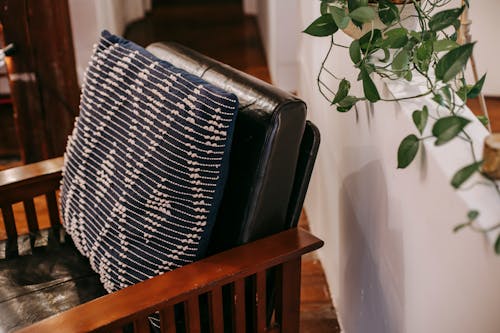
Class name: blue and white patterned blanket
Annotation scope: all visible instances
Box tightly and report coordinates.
[61,31,238,298]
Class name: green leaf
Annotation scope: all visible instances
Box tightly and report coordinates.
[429,6,465,32]
[435,43,475,83]
[378,0,399,25]
[338,95,358,107]
[467,74,486,99]
[477,115,489,127]
[303,14,339,37]
[360,67,380,102]
[432,116,470,146]
[349,6,376,23]
[432,86,452,108]
[336,95,359,112]
[380,28,408,49]
[348,0,368,12]
[439,86,452,106]
[453,18,461,31]
[320,1,329,15]
[433,39,459,53]
[364,63,376,74]
[412,105,428,135]
[392,49,410,73]
[409,31,422,42]
[330,6,350,29]
[378,47,390,62]
[416,42,432,61]
[359,29,382,53]
[415,41,432,72]
[457,84,468,102]
[432,93,444,107]
[403,70,412,81]
[468,210,479,220]
[349,40,361,64]
[332,79,351,104]
[397,134,420,169]
[451,160,482,188]
[421,30,437,42]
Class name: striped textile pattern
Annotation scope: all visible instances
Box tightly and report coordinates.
[60,31,238,301]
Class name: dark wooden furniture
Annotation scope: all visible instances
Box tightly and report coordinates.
[0,0,80,163]
[0,43,323,332]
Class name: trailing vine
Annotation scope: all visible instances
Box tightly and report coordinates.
[305,0,500,252]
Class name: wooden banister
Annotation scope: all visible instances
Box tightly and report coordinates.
[16,228,323,333]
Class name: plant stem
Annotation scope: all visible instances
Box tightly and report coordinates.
[380,90,433,102]
[317,36,336,102]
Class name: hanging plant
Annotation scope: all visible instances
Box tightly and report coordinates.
[305,0,500,252]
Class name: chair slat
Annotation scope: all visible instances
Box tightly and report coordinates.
[232,279,246,333]
[255,271,267,333]
[45,191,60,228]
[185,296,201,333]
[277,259,301,333]
[160,306,176,333]
[208,287,224,333]
[133,316,150,333]
[1,205,18,239]
[23,199,39,233]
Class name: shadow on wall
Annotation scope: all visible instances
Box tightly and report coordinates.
[339,158,405,333]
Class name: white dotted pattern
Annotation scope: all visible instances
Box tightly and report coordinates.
[60,32,238,299]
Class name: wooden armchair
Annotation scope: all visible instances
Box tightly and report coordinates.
[0,43,322,332]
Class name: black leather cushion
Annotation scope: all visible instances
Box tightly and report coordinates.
[0,238,106,331]
[147,42,307,254]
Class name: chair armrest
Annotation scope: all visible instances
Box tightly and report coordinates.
[17,228,323,333]
[0,157,63,206]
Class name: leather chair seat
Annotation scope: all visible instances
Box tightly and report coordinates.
[0,237,106,331]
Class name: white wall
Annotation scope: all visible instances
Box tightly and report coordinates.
[469,2,500,96]
[296,2,500,332]
[256,0,300,91]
